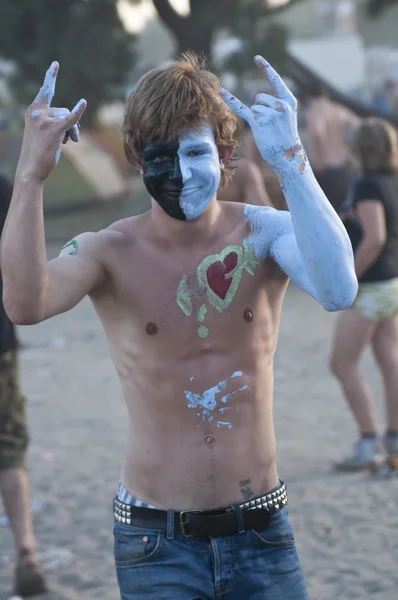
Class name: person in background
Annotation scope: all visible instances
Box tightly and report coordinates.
[304,83,360,214]
[218,118,272,206]
[330,118,398,476]
[0,173,47,597]
[217,155,272,206]
[242,122,286,210]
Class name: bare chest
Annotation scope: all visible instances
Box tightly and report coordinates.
[98,239,280,346]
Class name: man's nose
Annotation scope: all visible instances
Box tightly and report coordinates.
[168,156,183,183]
[177,156,192,184]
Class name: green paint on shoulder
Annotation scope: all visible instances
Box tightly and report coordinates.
[58,239,79,257]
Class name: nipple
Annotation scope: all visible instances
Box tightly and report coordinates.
[145,322,158,335]
[243,309,253,323]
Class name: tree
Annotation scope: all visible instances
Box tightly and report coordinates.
[127,0,308,61]
[0,0,137,127]
[128,0,398,125]
[219,0,290,94]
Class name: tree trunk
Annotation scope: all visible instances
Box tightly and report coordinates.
[175,20,214,59]
[152,0,218,61]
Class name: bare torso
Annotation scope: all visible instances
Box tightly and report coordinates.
[89,201,288,510]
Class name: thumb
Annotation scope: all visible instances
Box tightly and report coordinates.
[62,98,87,130]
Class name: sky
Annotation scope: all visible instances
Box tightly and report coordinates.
[118,0,289,33]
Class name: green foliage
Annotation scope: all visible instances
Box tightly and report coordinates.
[0,0,136,126]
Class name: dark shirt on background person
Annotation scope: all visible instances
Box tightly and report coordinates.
[344,172,398,283]
[0,175,17,355]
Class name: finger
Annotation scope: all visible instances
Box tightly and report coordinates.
[220,88,254,126]
[48,108,79,141]
[255,94,285,113]
[251,104,272,117]
[62,98,87,130]
[254,56,295,104]
[33,61,59,107]
[49,107,69,118]
[68,125,79,143]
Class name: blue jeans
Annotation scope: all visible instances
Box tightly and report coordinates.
[114,506,309,599]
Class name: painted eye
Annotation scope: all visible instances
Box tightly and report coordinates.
[152,155,169,163]
[188,150,205,157]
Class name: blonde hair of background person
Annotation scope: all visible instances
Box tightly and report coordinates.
[330,118,398,474]
[1,54,357,599]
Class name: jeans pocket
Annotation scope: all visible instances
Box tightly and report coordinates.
[248,507,296,548]
[114,522,164,567]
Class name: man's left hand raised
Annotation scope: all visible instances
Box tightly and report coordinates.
[220,56,302,172]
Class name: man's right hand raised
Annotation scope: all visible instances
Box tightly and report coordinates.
[17,61,87,182]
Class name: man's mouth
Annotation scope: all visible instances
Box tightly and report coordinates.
[162,185,182,198]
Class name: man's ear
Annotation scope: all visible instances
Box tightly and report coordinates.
[132,160,143,175]
[220,147,236,165]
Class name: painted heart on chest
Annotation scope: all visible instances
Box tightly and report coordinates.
[197,245,245,312]
[206,252,238,300]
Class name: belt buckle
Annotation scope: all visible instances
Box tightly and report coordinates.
[179,509,202,538]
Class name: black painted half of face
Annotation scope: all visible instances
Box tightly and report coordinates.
[140,139,186,220]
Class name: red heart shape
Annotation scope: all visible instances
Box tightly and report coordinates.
[206,252,238,299]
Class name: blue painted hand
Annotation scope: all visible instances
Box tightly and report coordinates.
[220,56,301,171]
[19,62,87,182]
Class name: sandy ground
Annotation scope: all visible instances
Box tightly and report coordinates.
[1,240,398,599]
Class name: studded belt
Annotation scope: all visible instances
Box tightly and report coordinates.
[114,480,287,538]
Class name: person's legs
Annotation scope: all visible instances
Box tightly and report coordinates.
[330,308,377,433]
[114,483,308,600]
[0,350,47,595]
[114,521,215,599]
[224,507,308,600]
[0,468,38,557]
[329,309,384,469]
[371,315,398,453]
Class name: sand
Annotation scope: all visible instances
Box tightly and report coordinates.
[1,241,397,599]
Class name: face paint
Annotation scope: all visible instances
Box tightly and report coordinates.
[178,126,221,219]
[176,243,259,337]
[141,124,221,221]
[58,238,79,257]
[141,139,186,220]
[184,371,250,427]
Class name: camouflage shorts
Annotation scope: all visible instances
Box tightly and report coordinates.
[0,350,28,470]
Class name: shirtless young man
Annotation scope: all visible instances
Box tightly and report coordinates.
[1,54,357,599]
[217,156,272,206]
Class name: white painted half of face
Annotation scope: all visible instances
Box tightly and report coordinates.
[178,124,221,220]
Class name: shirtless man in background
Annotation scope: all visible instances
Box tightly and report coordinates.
[1,54,357,599]
[217,155,272,205]
[304,84,360,213]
